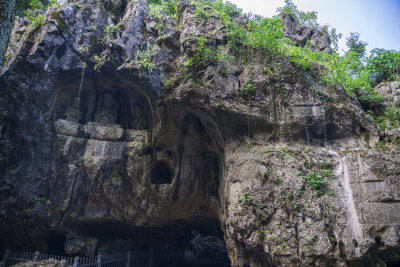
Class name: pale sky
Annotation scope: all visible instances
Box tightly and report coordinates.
[228,0,400,55]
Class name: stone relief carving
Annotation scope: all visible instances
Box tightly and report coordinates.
[95,93,119,124]
[64,97,80,123]
[131,105,147,130]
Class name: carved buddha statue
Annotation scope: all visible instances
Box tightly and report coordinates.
[95,93,119,124]
[132,105,147,129]
[64,97,80,123]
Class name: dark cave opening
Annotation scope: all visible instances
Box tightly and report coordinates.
[150,161,173,184]
[386,262,400,267]
[64,220,230,266]
[46,234,66,255]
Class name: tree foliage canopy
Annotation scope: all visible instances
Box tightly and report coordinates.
[15,0,57,16]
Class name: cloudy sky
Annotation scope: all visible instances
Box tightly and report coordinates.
[228,0,400,55]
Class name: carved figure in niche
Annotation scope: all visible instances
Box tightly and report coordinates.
[131,105,147,129]
[95,93,119,124]
[64,97,80,123]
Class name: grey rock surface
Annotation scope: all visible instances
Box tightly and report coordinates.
[187,231,229,262]
[280,13,331,53]
[11,259,67,267]
[0,0,399,266]
[375,81,400,107]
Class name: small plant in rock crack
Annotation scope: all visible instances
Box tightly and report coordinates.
[241,82,256,92]
[303,160,311,169]
[281,194,287,204]
[257,229,266,237]
[240,192,254,204]
[245,139,254,151]
[319,168,334,177]
[303,172,324,191]
[264,148,278,153]
[34,196,46,205]
[133,42,156,73]
[186,36,215,67]
[102,24,118,43]
[323,204,336,217]
[26,13,45,32]
[305,236,316,244]
[215,46,235,64]
[261,170,268,177]
[270,236,278,241]
[94,54,107,70]
[261,169,273,178]
[279,147,295,159]
[24,0,59,33]
[79,45,89,53]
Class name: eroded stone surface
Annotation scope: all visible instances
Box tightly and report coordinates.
[375,81,400,106]
[55,119,83,137]
[83,122,125,141]
[0,0,399,266]
[280,13,331,53]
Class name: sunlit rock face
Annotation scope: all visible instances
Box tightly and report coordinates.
[0,0,399,266]
[279,13,331,53]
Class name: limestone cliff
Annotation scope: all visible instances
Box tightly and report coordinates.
[0,0,399,266]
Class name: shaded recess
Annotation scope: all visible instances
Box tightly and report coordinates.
[46,234,66,255]
[53,74,152,130]
[150,161,172,184]
[64,219,230,265]
[65,220,222,244]
[50,72,229,264]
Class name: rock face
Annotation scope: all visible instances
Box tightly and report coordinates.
[187,231,229,263]
[279,13,331,53]
[0,0,399,266]
[373,81,400,113]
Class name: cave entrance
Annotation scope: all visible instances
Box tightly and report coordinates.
[150,161,172,184]
[180,225,231,267]
[46,234,66,255]
[65,220,230,266]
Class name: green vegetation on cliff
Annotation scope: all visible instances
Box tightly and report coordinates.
[15,0,58,16]
[148,0,400,130]
[20,0,400,130]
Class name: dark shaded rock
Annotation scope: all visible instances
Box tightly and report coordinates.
[0,0,399,266]
[187,231,229,262]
